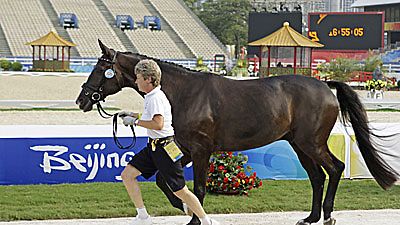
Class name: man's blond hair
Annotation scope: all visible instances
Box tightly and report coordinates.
[135,59,161,87]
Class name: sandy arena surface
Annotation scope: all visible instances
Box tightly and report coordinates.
[2,74,400,124]
[1,210,400,225]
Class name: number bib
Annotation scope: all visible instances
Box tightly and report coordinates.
[164,141,183,162]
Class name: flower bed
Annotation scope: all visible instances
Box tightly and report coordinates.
[206,152,262,196]
[365,79,387,91]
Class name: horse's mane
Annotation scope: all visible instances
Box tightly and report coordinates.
[120,51,222,78]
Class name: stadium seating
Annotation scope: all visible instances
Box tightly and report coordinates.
[104,0,185,59]
[125,29,186,59]
[103,0,151,26]
[0,0,226,59]
[49,0,126,57]
[0,0,54,56]
[382,49,400,63]
[149,0,226,59]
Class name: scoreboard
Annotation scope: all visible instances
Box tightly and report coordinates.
[308,12,384,50]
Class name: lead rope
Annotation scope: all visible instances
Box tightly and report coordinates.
[96,102,136,149]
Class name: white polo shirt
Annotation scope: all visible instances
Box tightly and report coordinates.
[141,86,174,139]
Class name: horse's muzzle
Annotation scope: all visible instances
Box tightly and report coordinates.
[76,98,93,112]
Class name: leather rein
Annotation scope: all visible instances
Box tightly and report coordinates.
[81,51,136,149]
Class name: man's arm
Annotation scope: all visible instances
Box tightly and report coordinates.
[137,114,164,130]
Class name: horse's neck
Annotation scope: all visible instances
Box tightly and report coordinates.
[160,69,187,102]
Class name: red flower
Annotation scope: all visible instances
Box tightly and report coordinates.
[209,163,215,173]
[223,177,229,183]
[233,182,240,188]
[218,165,225,171]
[238,172,246,179]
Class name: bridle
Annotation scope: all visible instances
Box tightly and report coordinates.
[82,51,136,149]
[81,51,120,105]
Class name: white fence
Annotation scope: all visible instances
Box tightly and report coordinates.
[1,57,221,72]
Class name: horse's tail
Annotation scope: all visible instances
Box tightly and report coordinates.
[327,81,399,190]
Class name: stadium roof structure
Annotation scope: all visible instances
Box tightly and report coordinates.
[248,22,323,48]
[26,30,76,47]
[352,0,400,7]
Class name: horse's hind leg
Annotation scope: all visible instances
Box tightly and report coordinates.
[291,143,326,225]
[321,149,345,225]
[294,142,344,225]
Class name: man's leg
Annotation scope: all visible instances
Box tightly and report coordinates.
[121,164,145,208]
[121,164,151,224]
[174,186,219,225]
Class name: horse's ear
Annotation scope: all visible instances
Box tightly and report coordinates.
[98,39,111,57]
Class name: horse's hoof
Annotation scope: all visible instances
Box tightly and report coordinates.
[185,222,201,225]
[295,219,311,225]
[323,218,336,225]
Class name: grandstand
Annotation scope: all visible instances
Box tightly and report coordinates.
[0,1,54,56]
[103,0,187,59]
[149,0,225,59]
[50,0,127,57]
[0,0,226,60]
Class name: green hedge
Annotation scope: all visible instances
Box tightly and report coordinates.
[0,59,12,70]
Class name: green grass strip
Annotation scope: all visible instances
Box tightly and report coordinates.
[0,180,399,221]
[366,108,400,112]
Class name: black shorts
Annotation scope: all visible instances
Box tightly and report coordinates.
[128,143,185,192]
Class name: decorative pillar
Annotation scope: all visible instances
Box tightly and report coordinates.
[62,47,65,70]
[259,47,262,78]
[293,47,297,75]
[39,46,42,60]
[310,48,313,76]
[267,46,271,77]
[32,46,35,61]
[43,46,47,70]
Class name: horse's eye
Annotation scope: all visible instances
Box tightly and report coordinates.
[84,91,89,96]
[99,87,103,91]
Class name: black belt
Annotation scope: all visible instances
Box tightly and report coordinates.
[149,136,174,146]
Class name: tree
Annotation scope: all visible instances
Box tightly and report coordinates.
[183,0,251,48]
[182,0,198,11]
[317,57,362,82]
[363,53,383,72]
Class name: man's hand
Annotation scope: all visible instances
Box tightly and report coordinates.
[118,111,134,118]
[122,116,138,126]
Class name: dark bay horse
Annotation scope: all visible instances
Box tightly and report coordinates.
[76,40,399,225]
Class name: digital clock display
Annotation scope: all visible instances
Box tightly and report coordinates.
[308,12,383,50]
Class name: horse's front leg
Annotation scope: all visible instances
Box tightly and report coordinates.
[156,154,192,212]
[186,145,212,225]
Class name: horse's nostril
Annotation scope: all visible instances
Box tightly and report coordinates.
[76,99,82,105]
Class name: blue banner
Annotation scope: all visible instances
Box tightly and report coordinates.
[0,125,310,185]
[0,137,193,185]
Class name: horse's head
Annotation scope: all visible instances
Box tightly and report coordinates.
[76,40,141,112]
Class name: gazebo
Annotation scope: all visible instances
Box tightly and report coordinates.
[26,30,76,72]
[248,22,323,77]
